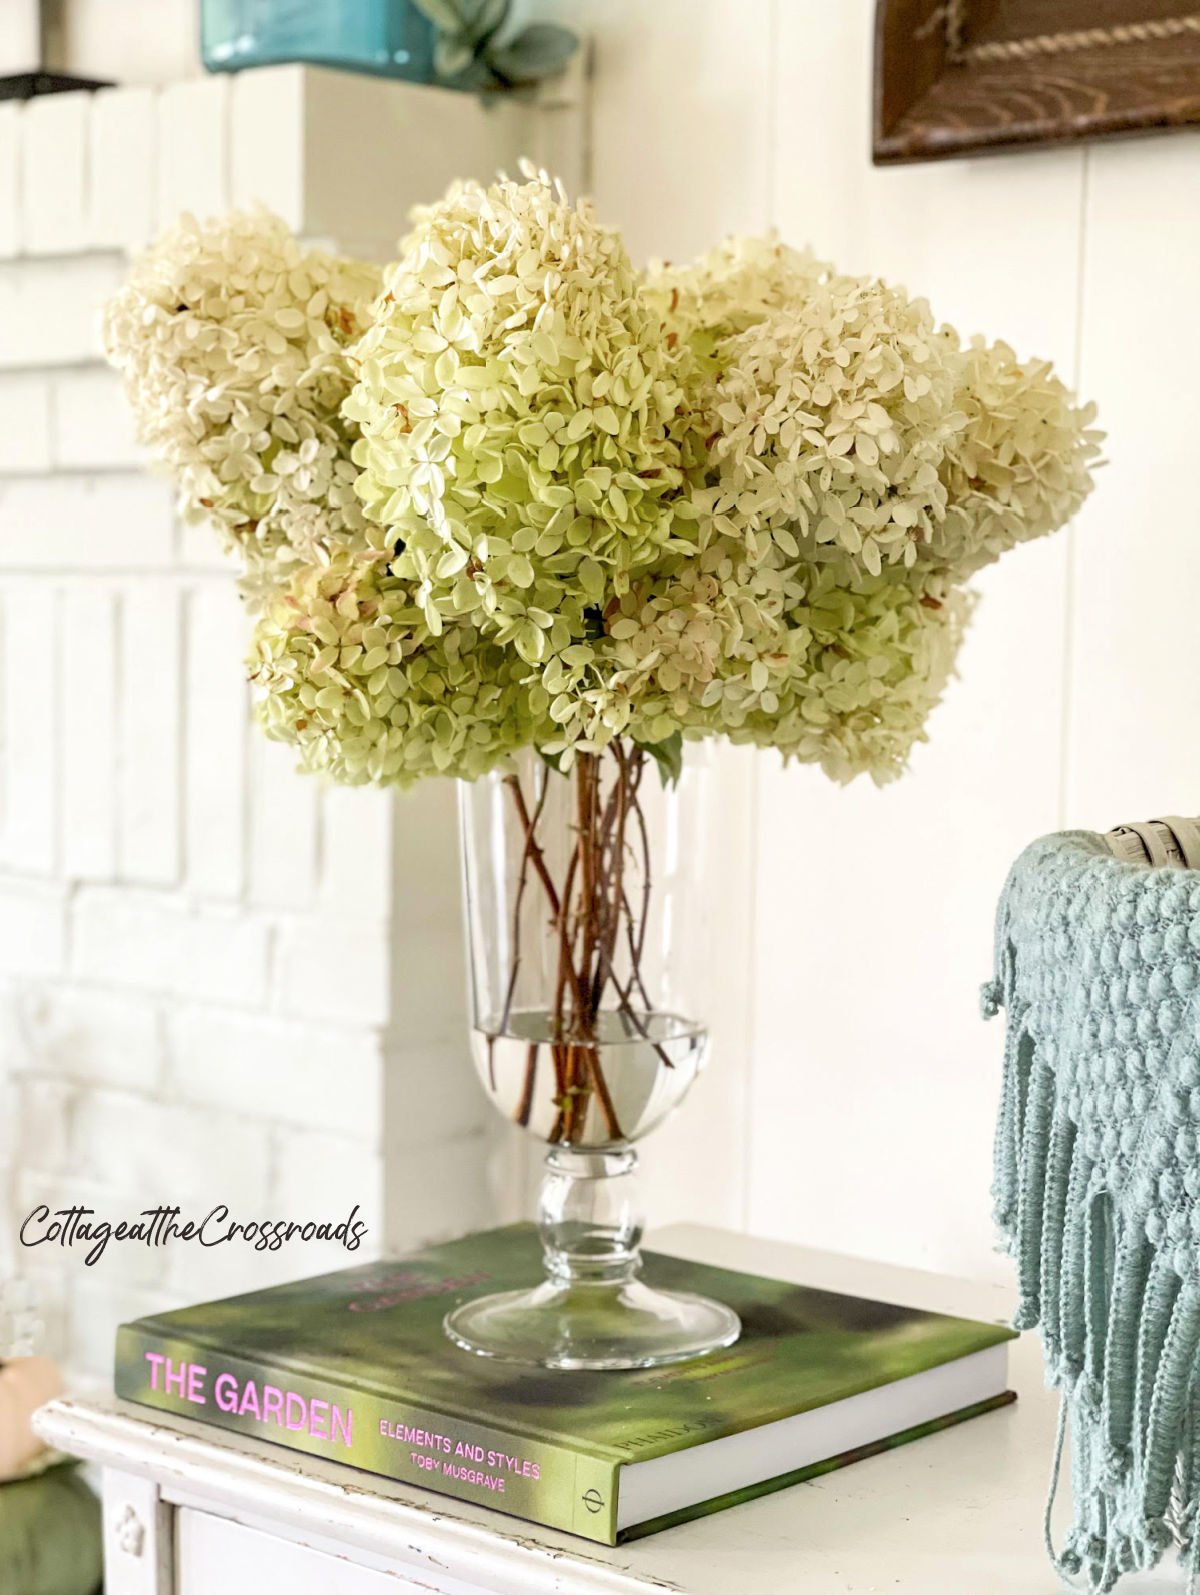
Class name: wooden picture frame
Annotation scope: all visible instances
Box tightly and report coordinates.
[874,0,1200,163]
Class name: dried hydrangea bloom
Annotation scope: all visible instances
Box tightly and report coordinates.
[250,552,538,785]
[931,338,1102,577]
[588,539,964,783]
[104,185,1100,792]
[344,168,691,668]
[724,567,972,784]
[571,536,800,751]
[529,556,731,753]
[103,209,381,603]
[697,274,961,578]
[647,234,828,356]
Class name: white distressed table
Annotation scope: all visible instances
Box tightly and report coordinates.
[34,1226,1190,1594]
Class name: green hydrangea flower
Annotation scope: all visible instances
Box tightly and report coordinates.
[344,169,692,670]
[720,567,972,784]
[250,552,538,785]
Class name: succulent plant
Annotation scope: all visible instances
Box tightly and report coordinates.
[411,0,578,92]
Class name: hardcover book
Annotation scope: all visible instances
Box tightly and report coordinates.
[114,1225,1016,1545]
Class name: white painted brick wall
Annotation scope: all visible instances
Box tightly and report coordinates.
[118,581,182,885]
[0,372,52,471]
[273,915,392,1027]
[0,474,175,568]
[10,984,164,1093]
[61,0,199,91]
[156,78,230,228]
[61,584,118,880]
[165,1007,382,1138]
[88,88,157,252]
[72,888,271,1007]
[53,368,143,469]
[0,255,124,367]
[248,737,318,912]
[0,68,547,1381]
[0,104,22,259]
[318,784,394,921]
[0,583,60,875]
[22,93,90,256]
[0,880,67,977]
[71,1090,273,1209]
[183,581,248,899]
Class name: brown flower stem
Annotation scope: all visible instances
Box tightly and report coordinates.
[554,842,586,1023]
[497,767,551,1043]
[590,742,630,1012]
[504,771,562,918]
[498,769,551,1110]
[515,1041,539,1128]
[629,773,654,987]
[553,834,588,1145]
[563,1045,584,1144]
[575,753,599,997]
[584,1039,623,1141]
[496,744,664,1147]
[548,1040,567,1143]
[596,932,675,1071]
[621,886,656,1016]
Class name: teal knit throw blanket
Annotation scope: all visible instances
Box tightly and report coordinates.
[985,832,1200,1592]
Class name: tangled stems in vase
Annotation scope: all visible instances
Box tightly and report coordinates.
[492,742,674,1148]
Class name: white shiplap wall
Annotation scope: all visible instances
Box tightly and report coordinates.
[566,0,1200,1285]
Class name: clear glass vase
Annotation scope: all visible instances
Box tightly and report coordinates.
[446,741,740,1370]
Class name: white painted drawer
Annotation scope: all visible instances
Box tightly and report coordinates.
[176,1508,434,1595]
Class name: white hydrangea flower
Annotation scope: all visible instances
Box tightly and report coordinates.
[725,569,973,784]
[577,545,966,785]
[647,233,829,353]
[689,272,961,578]
[103,208,381,604]
[934,337,1102,576]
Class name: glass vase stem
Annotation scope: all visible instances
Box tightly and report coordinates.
[540,1147,642,1286]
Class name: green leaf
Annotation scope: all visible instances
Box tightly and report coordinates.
[415,0,511,85]
[485,22,578,84]
[434,35,478,78]
[461,0,509,48]
[636,731,684,788]
[410,0,465,33]
[413,0,505,37]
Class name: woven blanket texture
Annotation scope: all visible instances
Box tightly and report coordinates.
[985,831,1200,1592]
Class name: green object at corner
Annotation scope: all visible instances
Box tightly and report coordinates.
[0,1463,103,1595]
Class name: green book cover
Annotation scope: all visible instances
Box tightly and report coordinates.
[114,1224,1016,1545]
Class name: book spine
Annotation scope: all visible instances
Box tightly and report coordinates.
[114,1326,620,1543]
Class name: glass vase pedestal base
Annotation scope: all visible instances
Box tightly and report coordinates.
[444,1276,740,1371]
[444,1147,740,1371]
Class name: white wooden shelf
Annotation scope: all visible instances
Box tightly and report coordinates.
[34,1226,1189,1593]
[0,62,584,264]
